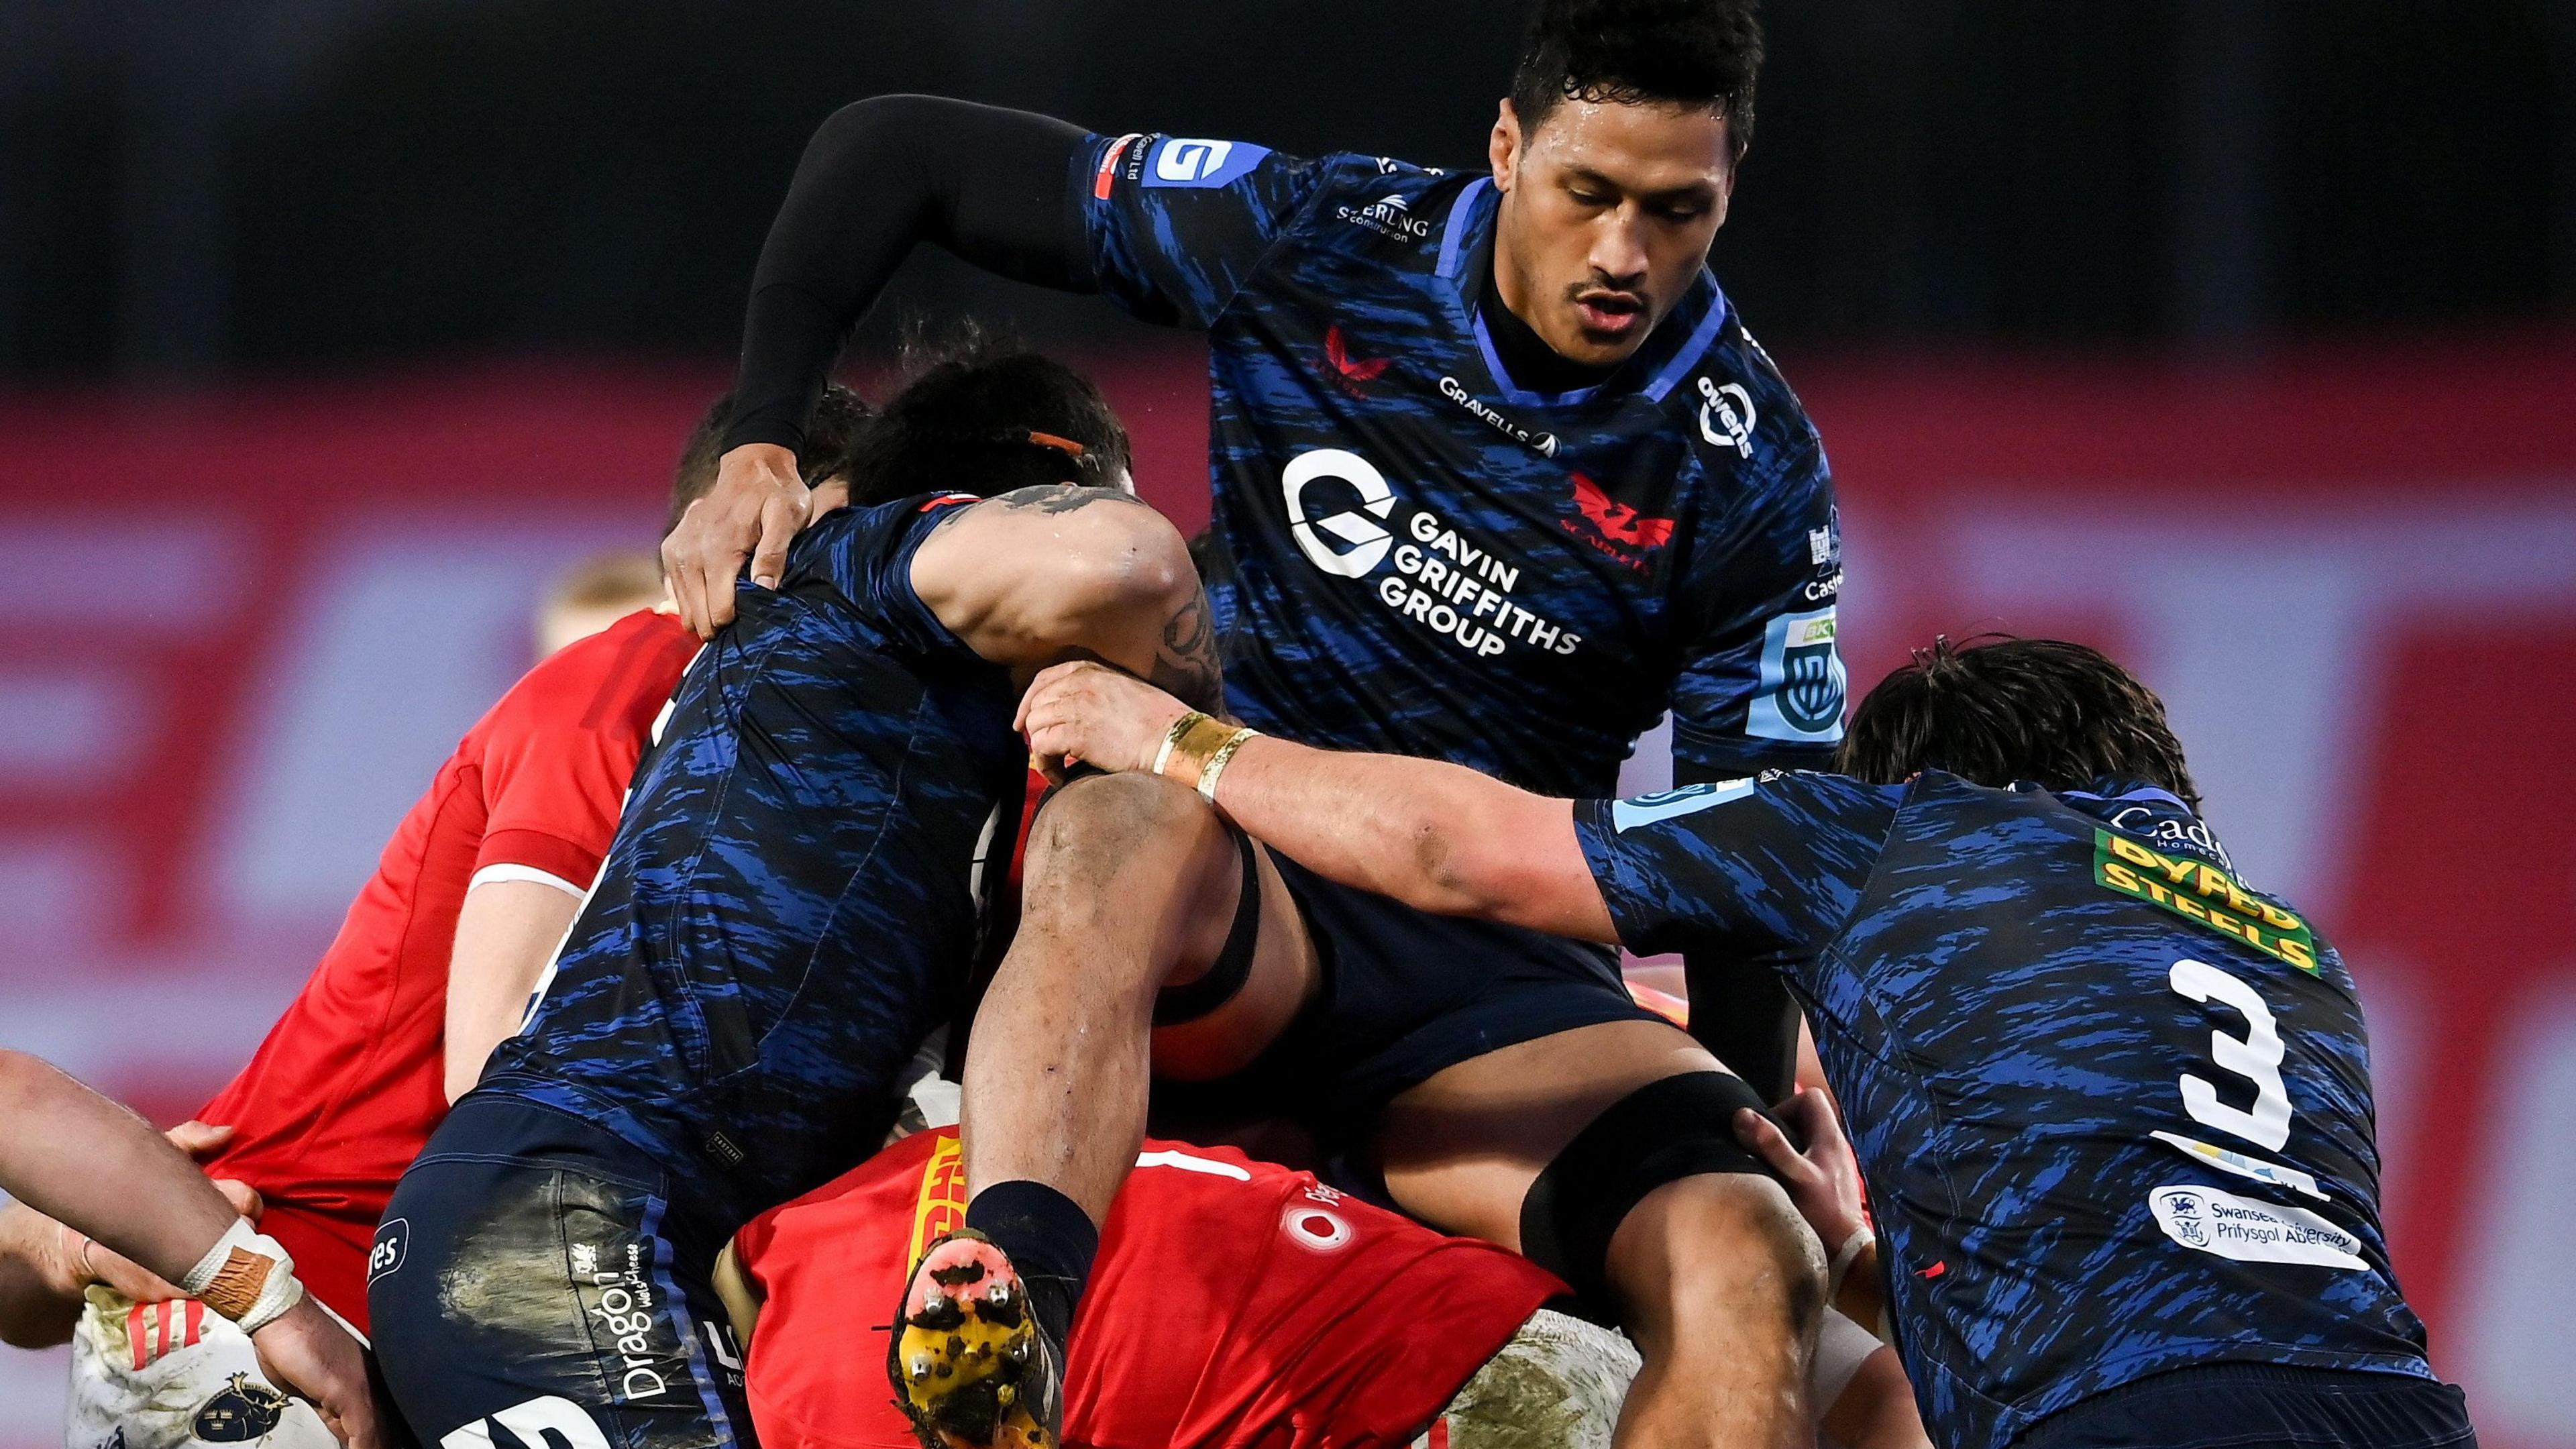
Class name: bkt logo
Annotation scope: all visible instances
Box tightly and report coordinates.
[1748,606,1846,744]
[1698,376,1757,458]
[1283,448,1397,578]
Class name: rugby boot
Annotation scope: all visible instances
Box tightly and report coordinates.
[891,1228,1065,1449]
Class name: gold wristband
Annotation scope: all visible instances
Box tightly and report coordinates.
[1155,712,1241,792]
[1150,711,1207,777]
[1195,728,1258,802]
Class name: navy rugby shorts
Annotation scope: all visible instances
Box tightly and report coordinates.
[1230,850,1665,1134]
[2020,1363,2475,1449]
[368,1095,753,1448]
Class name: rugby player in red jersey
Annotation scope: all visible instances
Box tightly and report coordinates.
[0,386,867,1447]
[185,385,866,1327]
[716,1110,1926,1449]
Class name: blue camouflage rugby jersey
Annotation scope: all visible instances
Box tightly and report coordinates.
[1574,772,2434,1449]
[479,494,1024,1231]
[1079,133,1845,795]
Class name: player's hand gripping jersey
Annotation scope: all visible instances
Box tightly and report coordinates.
[1574,772,2438,1449]
[187,606,696,1329]
[735,1128,1562,1449]
[472,495,1026,1230]
[1081,133,1844,792]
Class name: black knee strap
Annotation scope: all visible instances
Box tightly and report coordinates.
[1151,828,1262,1028]
[1519,1071,1785,1306]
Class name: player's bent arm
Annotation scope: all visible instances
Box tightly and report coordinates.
[0,1050,245,1293]
[0,1052,386,1443]
[913,487,1222,711]
[669,97,1092,635]
[1223,741,1617,942]
[1018,662,1615,941]
[445,876,586,1103]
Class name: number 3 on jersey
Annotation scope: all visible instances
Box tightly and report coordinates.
[2169,957,2293,1152]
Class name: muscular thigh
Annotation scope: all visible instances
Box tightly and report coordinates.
[1376,1018,1723,1250]
[1148,839,1320,1081]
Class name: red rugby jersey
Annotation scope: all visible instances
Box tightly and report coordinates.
[734,1129,1562,1449]
[195,608,696,1329]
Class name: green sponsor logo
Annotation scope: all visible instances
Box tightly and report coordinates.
[2093,830,2322,973]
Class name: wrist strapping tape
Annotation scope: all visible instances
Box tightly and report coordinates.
[181,1218,305,1334]
[1827,1226,1874,1299]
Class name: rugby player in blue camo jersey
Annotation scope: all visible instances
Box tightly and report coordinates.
[667,2,1847,1442]
[1016,639,2479,1449]
[365,352,1224,1449]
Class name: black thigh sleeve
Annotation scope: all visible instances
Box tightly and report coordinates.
[724,94,1096,454]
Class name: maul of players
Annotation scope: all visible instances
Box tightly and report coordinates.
[1018,637,2480,1449]
[667,1,1848,1442]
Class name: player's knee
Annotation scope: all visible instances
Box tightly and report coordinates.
[1616,1171,1828,1334]
[1023,771,1226,905]
[1519,1071,1824,1326]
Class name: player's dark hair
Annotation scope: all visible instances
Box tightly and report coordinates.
[669,383,872,537]
[844,331,1135,510]
[1837,636,2203,812]
[1510,0,1763,157]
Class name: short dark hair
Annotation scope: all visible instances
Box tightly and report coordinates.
[843,335,1134,510]
[1510,0,1764,157]
[1837,636,2202,811]
[667,383,872,537]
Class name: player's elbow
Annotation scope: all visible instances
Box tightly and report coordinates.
[807,93,946,166]
[1410,819,1529,924]
[1026,502,1195,635]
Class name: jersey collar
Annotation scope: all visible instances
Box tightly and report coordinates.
[1434,176,1733,409]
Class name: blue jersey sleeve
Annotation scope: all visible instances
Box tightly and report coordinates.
[784,492,981,659]
[1666,438,1847,777]
[1077,131,1331,328]
[1574,771,1900,960]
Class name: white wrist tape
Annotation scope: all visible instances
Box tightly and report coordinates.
[1827,1226,1874,1299]
[180,1218,305,1333]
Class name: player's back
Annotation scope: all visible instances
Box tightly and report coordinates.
[192,606,697,1326]
[735,1128,1560,1449]
[479,498,1025,1231]
[1823,774,2433,1448]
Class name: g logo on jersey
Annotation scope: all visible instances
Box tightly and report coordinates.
[1748,606,1846,743]
[1142,137,1269,189]
[1283,448,1397,578]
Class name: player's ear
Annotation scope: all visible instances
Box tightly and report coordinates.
[1491,100,1521,189]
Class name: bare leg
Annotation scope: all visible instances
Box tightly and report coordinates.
[961,771,1318,1221]
[1379,1020,1826,1449]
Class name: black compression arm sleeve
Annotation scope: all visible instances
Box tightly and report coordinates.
[722,94,1096,455]
[1672,755,1801,1101]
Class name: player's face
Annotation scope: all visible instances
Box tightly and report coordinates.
[1489,98,1736,368]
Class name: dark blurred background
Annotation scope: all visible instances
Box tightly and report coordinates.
[4,0,2569,377]
[4,5,2576,1444]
